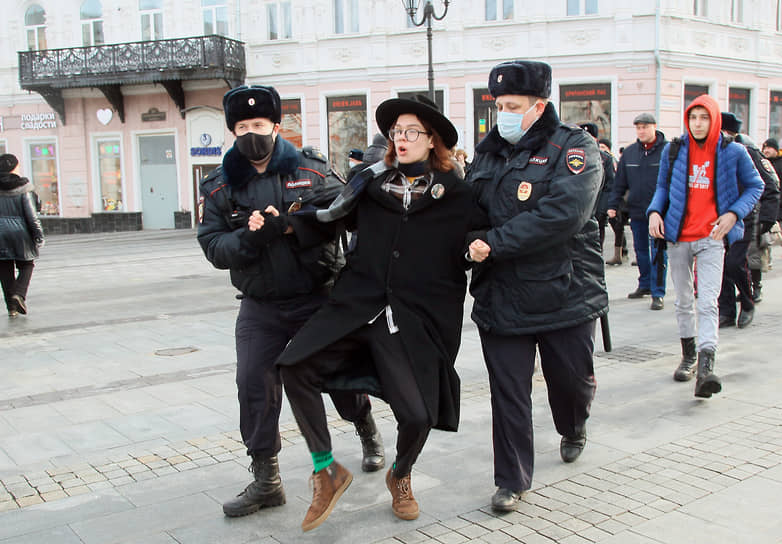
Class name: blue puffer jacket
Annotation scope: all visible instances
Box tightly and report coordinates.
[647,134,763,245]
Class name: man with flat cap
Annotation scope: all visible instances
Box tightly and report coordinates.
[197,84,383,518]
[465,60,608,511]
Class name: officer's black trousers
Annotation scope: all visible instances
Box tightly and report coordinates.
[281,318,430,478]
[235,295,371,458]
[718,228,754,319]
[479,320,597,492]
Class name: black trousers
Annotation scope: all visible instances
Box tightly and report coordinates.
[609,213,628,249]
[718,230,753,319]
[235,295,370,458]
[0,260,34,310]
[281,318,430,478]
[479,320,597,493]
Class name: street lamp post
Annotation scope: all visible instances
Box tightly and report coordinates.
[402,0,450,102]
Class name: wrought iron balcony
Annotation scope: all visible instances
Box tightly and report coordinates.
[18,35,246,124]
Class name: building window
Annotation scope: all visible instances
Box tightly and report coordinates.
[729,87,751,135]
[140,0,163,41]
[267,1,292,40]
[280,98,302,148]
[567,0,598,15]
[770,91,782,142]
[486,0,513,21]
[327,95,367,178]
[97,139,123,211]
[29,141,59,216]
[693,0,708,17]
[81,0,104,46]
[334,0,359,34]
[473,89,496,148]
[25,4,47,51]
[684,83,709,109]
[559,83,612,142]
[202,0,228,36]
[730,0,743,23]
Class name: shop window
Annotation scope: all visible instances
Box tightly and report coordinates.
[770,92,782,142]
[202,0,228,36]
[327,95,367,178]
[486,0,513,21]
[729,87,750,134]
[25,4,47,51]
[80,0,104,46]
[693,0,708,17]
[267,1,292,40]
[140,0,164,41]
[97,139,123,211]
[473,88,496,148]
[334,0,359,34]
[684,83,709,108]
[29,142,59,216]
[567,0,598,15]
[559,83,611,142]
[280,98,302,148]
[731,0,743,23]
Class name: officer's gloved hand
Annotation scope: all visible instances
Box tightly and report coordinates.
[241,215,289,246]
[760,221,775,234]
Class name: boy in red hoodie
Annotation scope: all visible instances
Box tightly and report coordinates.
[647,95,763,398]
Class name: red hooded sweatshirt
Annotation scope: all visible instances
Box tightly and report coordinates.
[680,94,722,242]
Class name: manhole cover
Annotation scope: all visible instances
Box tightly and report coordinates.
[155,346,199,356]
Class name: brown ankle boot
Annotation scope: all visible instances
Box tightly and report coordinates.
[301,461,352,532]
[386,468,419,520]
[606,246,622,266]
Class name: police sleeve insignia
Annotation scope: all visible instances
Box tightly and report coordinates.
[566,148,586,174]
[761,158,774,173]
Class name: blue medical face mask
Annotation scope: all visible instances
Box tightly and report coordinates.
[497,101,540,144]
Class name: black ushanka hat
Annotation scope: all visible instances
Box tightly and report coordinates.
[488,60,552,99]
[223,85,282,130]
[375,94,458,149]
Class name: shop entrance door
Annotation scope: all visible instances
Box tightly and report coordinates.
[192,163,220,222]
[139,135,178,229]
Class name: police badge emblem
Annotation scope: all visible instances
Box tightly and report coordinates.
[566,148,586,174]
[248,97,255,106]
[431,183,445,199]
[517,181,532,201]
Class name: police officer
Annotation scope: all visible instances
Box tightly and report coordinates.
[465,61,608,512]
[197,85,383,518]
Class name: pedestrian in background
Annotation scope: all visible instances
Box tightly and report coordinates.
[197,84,383,519]
[466,60,608,512]
[580,122,615,252]
[0,153,44,318]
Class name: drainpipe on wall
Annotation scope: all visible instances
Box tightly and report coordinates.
[654,0,661,123]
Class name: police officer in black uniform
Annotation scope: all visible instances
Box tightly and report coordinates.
[465,61,609,512]
[197,85,383,518]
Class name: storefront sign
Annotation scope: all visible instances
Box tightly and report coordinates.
[0,112,57,131]
[560,83,611,102]
[142,107,167,122]
[327,95,365,112]
[190,146,222,156]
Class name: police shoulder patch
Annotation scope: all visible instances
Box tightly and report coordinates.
[761,157,774,173]
[566,148,586,174]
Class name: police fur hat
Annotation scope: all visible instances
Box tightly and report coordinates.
[223,85,281,130]
[0,153,19,173]
[348,148,364,161]
[720,112,742,134]
[363,133,389,164]
[375,94,458,149]
[579,122,599,139]
[488,60,552,99]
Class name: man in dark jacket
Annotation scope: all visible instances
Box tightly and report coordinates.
[580,122,616,250]
[197,85,383,519]
[717,113,780,329]
[608,113,668,310]
[466,60,608,512]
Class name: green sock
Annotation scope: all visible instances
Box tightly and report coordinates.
[311,451,334,473]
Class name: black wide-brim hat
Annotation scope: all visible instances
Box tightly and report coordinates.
[376,95,458,149]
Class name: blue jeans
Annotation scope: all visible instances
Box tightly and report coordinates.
[630,217,667,298]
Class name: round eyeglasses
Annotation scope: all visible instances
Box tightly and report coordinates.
[388,128,431,142]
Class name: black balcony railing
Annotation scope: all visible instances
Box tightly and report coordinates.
[18,35,245,124]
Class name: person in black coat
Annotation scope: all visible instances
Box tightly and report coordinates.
[466,60,608,512]
[580,123,616,250]
[0,154,44,317]
[276,95,479,531]
[197,85,382,519]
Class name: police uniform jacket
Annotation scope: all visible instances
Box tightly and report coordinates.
[608,130,667,220]
[595,149,616,217]
[197,136,344,300]
[277,165,477,432]
[0,172,44,261]
[466,102,608,335]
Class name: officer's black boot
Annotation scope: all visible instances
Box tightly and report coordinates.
[694,350,722,399]
[355,412,385,472]
[222,454,285,517]
[673,337,697,382]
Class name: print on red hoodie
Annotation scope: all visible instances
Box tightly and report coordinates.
[680,94,721,242]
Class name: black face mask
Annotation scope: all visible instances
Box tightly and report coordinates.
[235,132,275,162]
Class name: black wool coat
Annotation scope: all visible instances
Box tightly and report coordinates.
[277,166,478,432]
[0,173,44,261]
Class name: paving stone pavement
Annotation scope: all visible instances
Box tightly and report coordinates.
[0,229,781,543]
